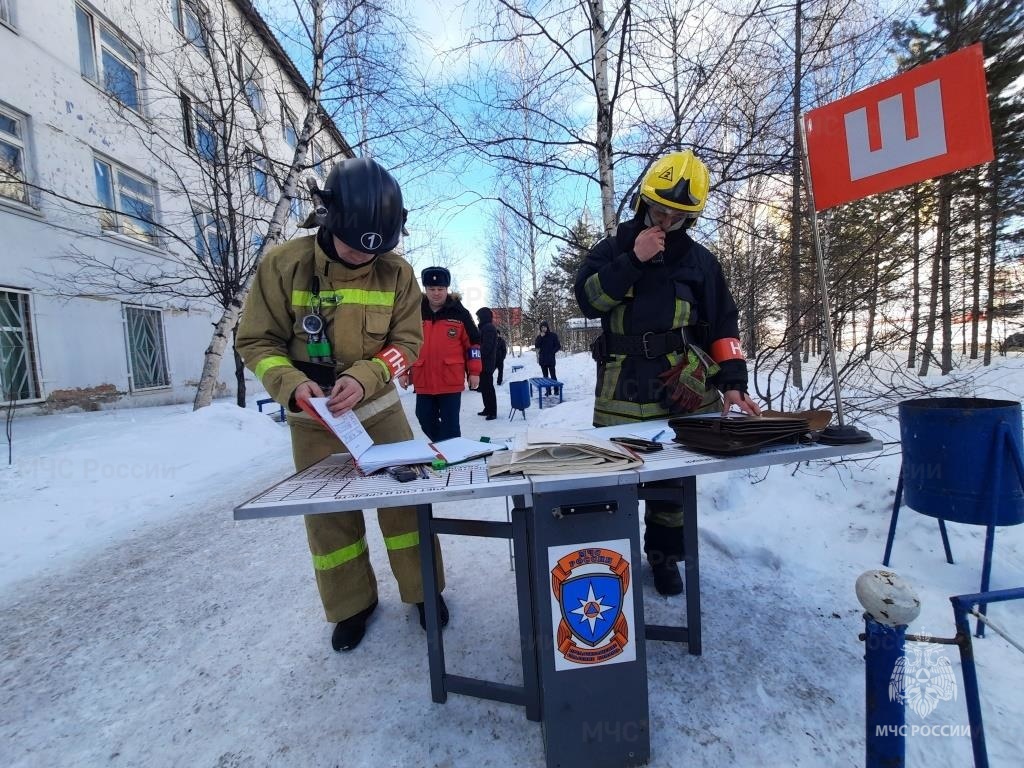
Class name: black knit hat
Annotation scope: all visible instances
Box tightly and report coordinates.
[421,266,451,287]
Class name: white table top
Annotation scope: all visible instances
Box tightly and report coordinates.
[234,420,882,520]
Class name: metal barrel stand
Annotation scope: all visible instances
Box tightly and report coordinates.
[883,398,1024,635]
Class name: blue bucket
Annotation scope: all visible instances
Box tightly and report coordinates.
[509,380,530,411]
[899,398,1024,526]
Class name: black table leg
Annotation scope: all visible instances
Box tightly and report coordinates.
[512,494,541,722]
[681,476,702,656]
[417,502,447,703]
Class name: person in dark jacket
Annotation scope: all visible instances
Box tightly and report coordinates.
[495,331,508,386]
[533,321,561,394]
[399,267,481,441]
[575,150,760,596]
[475,307,498,420]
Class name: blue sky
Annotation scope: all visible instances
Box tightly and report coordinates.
[253,0,521,310]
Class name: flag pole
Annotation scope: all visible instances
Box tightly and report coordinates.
[799,117,872,444]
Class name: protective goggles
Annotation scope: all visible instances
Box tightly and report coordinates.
[642,196,695,222]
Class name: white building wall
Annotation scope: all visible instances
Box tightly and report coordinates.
[0,0,347,411]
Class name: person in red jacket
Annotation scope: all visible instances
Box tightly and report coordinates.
[399,266,482,441]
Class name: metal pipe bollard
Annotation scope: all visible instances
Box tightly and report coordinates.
[856,570,922,768]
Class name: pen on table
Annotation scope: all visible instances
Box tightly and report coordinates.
[652,429,665,442]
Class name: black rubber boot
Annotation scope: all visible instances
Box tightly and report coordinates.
[416,594,450,630]
[331,599,378,652]
[644,522,685,596]
[649,557,684,596]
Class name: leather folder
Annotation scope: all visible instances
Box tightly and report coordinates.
[667,415,811,456]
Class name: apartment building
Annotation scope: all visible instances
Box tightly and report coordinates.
[0,0,350,410]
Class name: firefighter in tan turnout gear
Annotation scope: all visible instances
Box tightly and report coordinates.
[237,157,448,652]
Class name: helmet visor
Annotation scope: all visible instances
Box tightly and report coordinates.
[642,196,695,230]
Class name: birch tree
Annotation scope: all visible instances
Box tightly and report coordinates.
[437,0,632,242]
[193,0,330,408]
[896,0,1024,372]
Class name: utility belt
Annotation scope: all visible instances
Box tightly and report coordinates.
[602,328,693,359]
[591,326,722,414]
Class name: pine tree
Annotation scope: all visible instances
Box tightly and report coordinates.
[551,216,603,301]
[894,0,1024,368]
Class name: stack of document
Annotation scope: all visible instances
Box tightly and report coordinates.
[487,429,643,477]
[299,398,440,473]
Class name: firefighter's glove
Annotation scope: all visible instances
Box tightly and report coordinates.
[658,357,707,414]
[659,347,722,414]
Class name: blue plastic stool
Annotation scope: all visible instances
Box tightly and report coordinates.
[508,380,529,421]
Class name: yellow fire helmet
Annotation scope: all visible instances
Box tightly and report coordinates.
[635,150,710,218]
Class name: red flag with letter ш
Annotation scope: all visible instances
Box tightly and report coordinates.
[804,44,993,211]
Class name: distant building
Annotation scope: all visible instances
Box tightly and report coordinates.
[565,317,602,330]
[490,306,523,330]
[0,0,351,411]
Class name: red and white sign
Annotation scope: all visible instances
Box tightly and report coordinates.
[804,44,993,211]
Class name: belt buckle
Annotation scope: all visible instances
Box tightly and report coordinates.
[641,331,656,359]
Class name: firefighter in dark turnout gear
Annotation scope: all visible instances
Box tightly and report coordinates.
[237,158,448,651]
[575,150,761,595]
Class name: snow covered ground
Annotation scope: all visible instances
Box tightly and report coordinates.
[2,353,1022,767]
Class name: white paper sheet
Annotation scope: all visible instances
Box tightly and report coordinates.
[305,397,373,458]
[304,397,439,473]
[432,437,507,465]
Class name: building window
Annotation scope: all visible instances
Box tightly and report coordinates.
[282,107,297,148]
[0,288,40,403]
[93,156,159,245]
[123,305,170,390]
[290,193,303,222]
[250,152,271,200]
[76,4,142,111]
[171,0,208,56]
[311,140,327,178]
[1,0,15,29]
[180,92,217,161]
[237,50,265,114]
[0,106,29,205]
[193,208,226,264]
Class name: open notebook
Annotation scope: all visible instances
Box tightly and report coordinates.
[299,398,440,473]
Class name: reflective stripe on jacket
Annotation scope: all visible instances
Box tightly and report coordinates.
[236,233,423,419]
